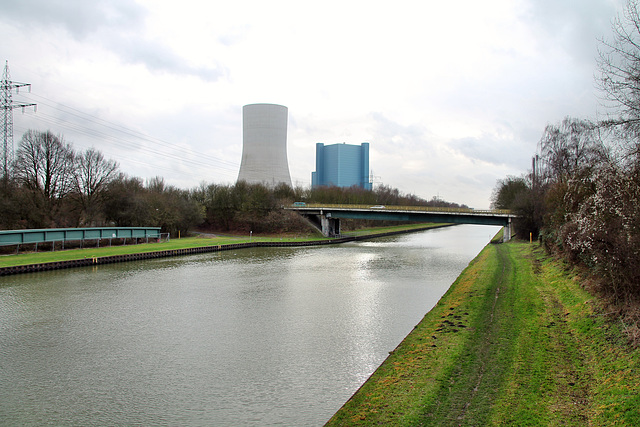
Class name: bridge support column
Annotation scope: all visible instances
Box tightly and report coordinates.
[320,214,340,237]
[503,218,512,242]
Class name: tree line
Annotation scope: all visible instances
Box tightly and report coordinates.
[491,0,640,341]
[0,131,466,236]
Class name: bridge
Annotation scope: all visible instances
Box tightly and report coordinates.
[0,227,162,251]
[286,204,515,241]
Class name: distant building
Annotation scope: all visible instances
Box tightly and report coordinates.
[312,142,372,190]
[237,103,292,187]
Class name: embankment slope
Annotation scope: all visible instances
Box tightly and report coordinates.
[326,242,640,426]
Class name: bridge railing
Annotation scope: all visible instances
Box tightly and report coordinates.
[290,203,512,215]
[0,227,162,247]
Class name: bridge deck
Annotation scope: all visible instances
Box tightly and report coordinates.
[290,203,510,214]
[287,204,514,240]
[287,204,513,226]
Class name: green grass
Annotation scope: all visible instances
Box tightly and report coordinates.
[0,236,320,267]
[0,223,449,268]
[326,241,640,426]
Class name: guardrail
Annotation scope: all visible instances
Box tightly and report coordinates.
[0,227,162,248]
[289,203,512,215]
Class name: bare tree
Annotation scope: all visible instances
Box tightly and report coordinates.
[597,0,640,160]
[538,117,607,183]
[75,147,119,225]
[14,130,75,226]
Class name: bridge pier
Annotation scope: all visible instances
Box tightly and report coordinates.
[503,218,512,242]
[300,212,341,237]
[320,214,340,237]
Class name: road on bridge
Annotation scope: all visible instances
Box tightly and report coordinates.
[286,204,515,241]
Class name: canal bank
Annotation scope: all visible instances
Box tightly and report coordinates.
[0,224,454,276]
[326,240,640,426]
[0,224,498,426]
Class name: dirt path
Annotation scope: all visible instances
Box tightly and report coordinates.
[414,244,516,425]
[326,242,640,426]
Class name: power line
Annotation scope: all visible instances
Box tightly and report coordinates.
[23,110,239,173]
[11,92,247,184]
[13,111,237,182]
[15,92,240,171]
[9,78,308,189]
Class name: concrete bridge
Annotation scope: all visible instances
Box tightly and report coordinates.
[287,204,515,242]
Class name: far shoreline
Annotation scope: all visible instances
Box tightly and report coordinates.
[0,223,455,276]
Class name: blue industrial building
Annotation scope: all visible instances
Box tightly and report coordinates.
[312,142,372,190]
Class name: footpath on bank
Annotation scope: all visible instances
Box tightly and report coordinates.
[326,240,640,426]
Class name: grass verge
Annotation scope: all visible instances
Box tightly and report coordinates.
[326,241,640,426]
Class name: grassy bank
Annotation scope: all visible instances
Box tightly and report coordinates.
[326,241,640,426]
[0,223,448,268]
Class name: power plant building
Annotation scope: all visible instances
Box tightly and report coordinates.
[237,103,292,187]
[312,142,372,190]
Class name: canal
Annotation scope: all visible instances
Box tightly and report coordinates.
[0,224,498,426]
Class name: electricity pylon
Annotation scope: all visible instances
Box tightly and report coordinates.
[1,60,36,180]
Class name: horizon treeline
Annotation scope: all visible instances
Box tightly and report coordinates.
[0,130,467,235]
[491,0,640,342]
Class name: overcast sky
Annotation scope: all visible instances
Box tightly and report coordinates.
[1,0,624,208]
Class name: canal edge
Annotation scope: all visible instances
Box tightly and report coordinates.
[0,224,456,276]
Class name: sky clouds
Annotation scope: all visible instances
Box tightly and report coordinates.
[2,0,624,208]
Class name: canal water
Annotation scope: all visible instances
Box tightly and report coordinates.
[0,224,498,426]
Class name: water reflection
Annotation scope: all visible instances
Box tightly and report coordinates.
[0,224,498,426]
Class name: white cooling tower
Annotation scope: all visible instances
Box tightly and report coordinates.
[237,103,292,187]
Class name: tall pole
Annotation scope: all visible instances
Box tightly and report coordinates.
[1,61,36,181]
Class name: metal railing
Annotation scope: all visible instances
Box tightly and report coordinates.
[290,203,512,215]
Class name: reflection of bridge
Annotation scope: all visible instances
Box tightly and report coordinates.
[286,204,515,241]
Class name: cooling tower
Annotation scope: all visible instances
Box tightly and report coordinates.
[237,103,292,187]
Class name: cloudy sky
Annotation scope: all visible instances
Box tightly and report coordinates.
[1,0,624,208]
